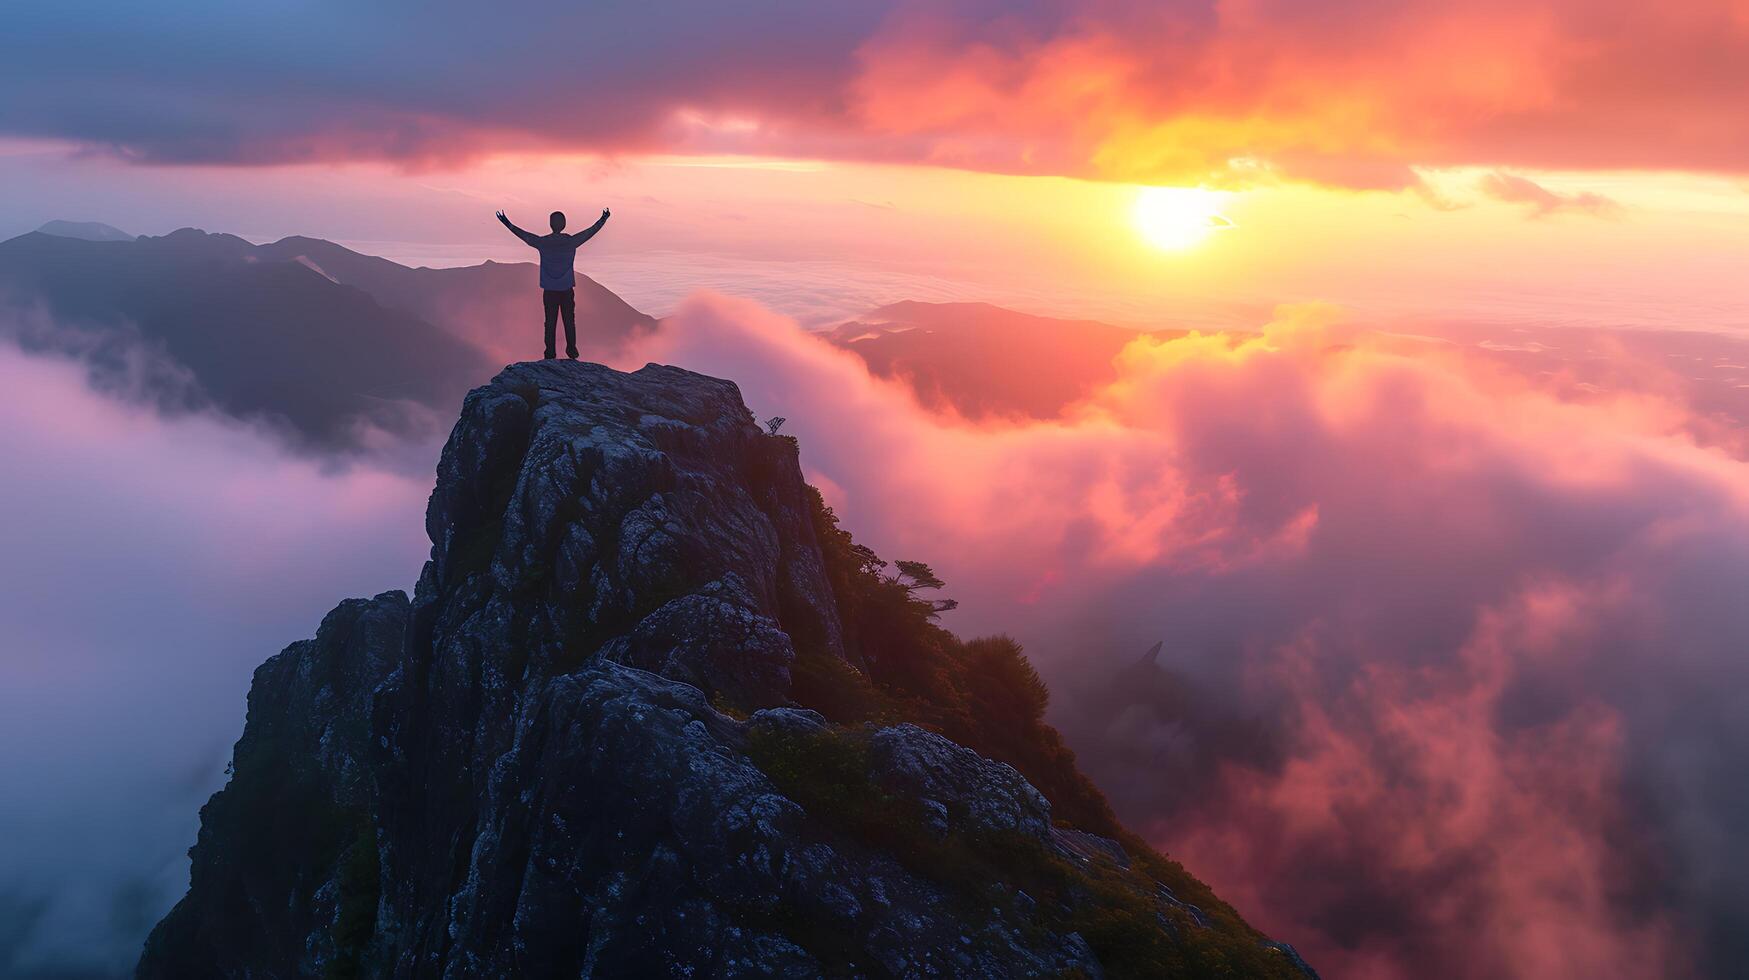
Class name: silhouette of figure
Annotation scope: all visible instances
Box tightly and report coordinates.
[497,207,611,359]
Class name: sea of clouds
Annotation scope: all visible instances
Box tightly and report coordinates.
[0,343,431,976]
[4,293,1747,978]
[625,295,1749,980]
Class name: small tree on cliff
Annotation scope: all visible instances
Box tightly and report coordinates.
[891,560,958,617]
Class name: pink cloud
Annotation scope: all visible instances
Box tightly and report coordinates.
[1478,171,1621,217]
[625,293,1749,978]
[1169,585,1688,979]
[0,343,430,973]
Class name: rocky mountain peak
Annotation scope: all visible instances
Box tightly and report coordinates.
[139,359,1316,978]
[418,359,848,708]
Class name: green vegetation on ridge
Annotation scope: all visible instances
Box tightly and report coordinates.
[770,480,1307,979]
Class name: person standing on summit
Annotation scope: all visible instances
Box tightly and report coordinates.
[496,207,611,359]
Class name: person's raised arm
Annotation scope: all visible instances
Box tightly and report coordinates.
[496,210,540,247]
[570,207,611,246]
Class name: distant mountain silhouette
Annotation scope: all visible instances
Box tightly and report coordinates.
[0,228,656,451]
[252,236,654,362]
[828,301,1180,419]
[35,219,135,242]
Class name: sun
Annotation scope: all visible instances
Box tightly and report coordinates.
[1132,187,1233,251]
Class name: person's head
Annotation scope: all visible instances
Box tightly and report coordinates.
[549,211,566,233]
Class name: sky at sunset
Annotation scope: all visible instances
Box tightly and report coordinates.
[5,0,1749,331]
[4,2,1749,978]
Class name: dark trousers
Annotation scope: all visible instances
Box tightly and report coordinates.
[543,288,577,358]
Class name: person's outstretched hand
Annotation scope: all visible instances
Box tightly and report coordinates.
[495,210,508,222]
[601,207,611,220]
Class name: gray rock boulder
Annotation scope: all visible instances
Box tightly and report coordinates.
[867,724,1053,840]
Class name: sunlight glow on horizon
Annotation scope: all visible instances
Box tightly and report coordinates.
[1131,187,1234,251]
[4,139,1747,333]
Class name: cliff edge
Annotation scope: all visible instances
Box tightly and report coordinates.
[139,359,1315,978]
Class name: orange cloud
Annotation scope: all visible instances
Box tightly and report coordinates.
[847,0,1749,186]
[8,2,1749,185]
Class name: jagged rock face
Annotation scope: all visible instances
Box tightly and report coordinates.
[138,593,410,976]
[140,360,1313,979]
[136,363,1089,977]
[417,359,847,704]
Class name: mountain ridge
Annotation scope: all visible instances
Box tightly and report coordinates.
[827,301,1180,421]
[138,358,1316,978]
[0,227,654,451]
